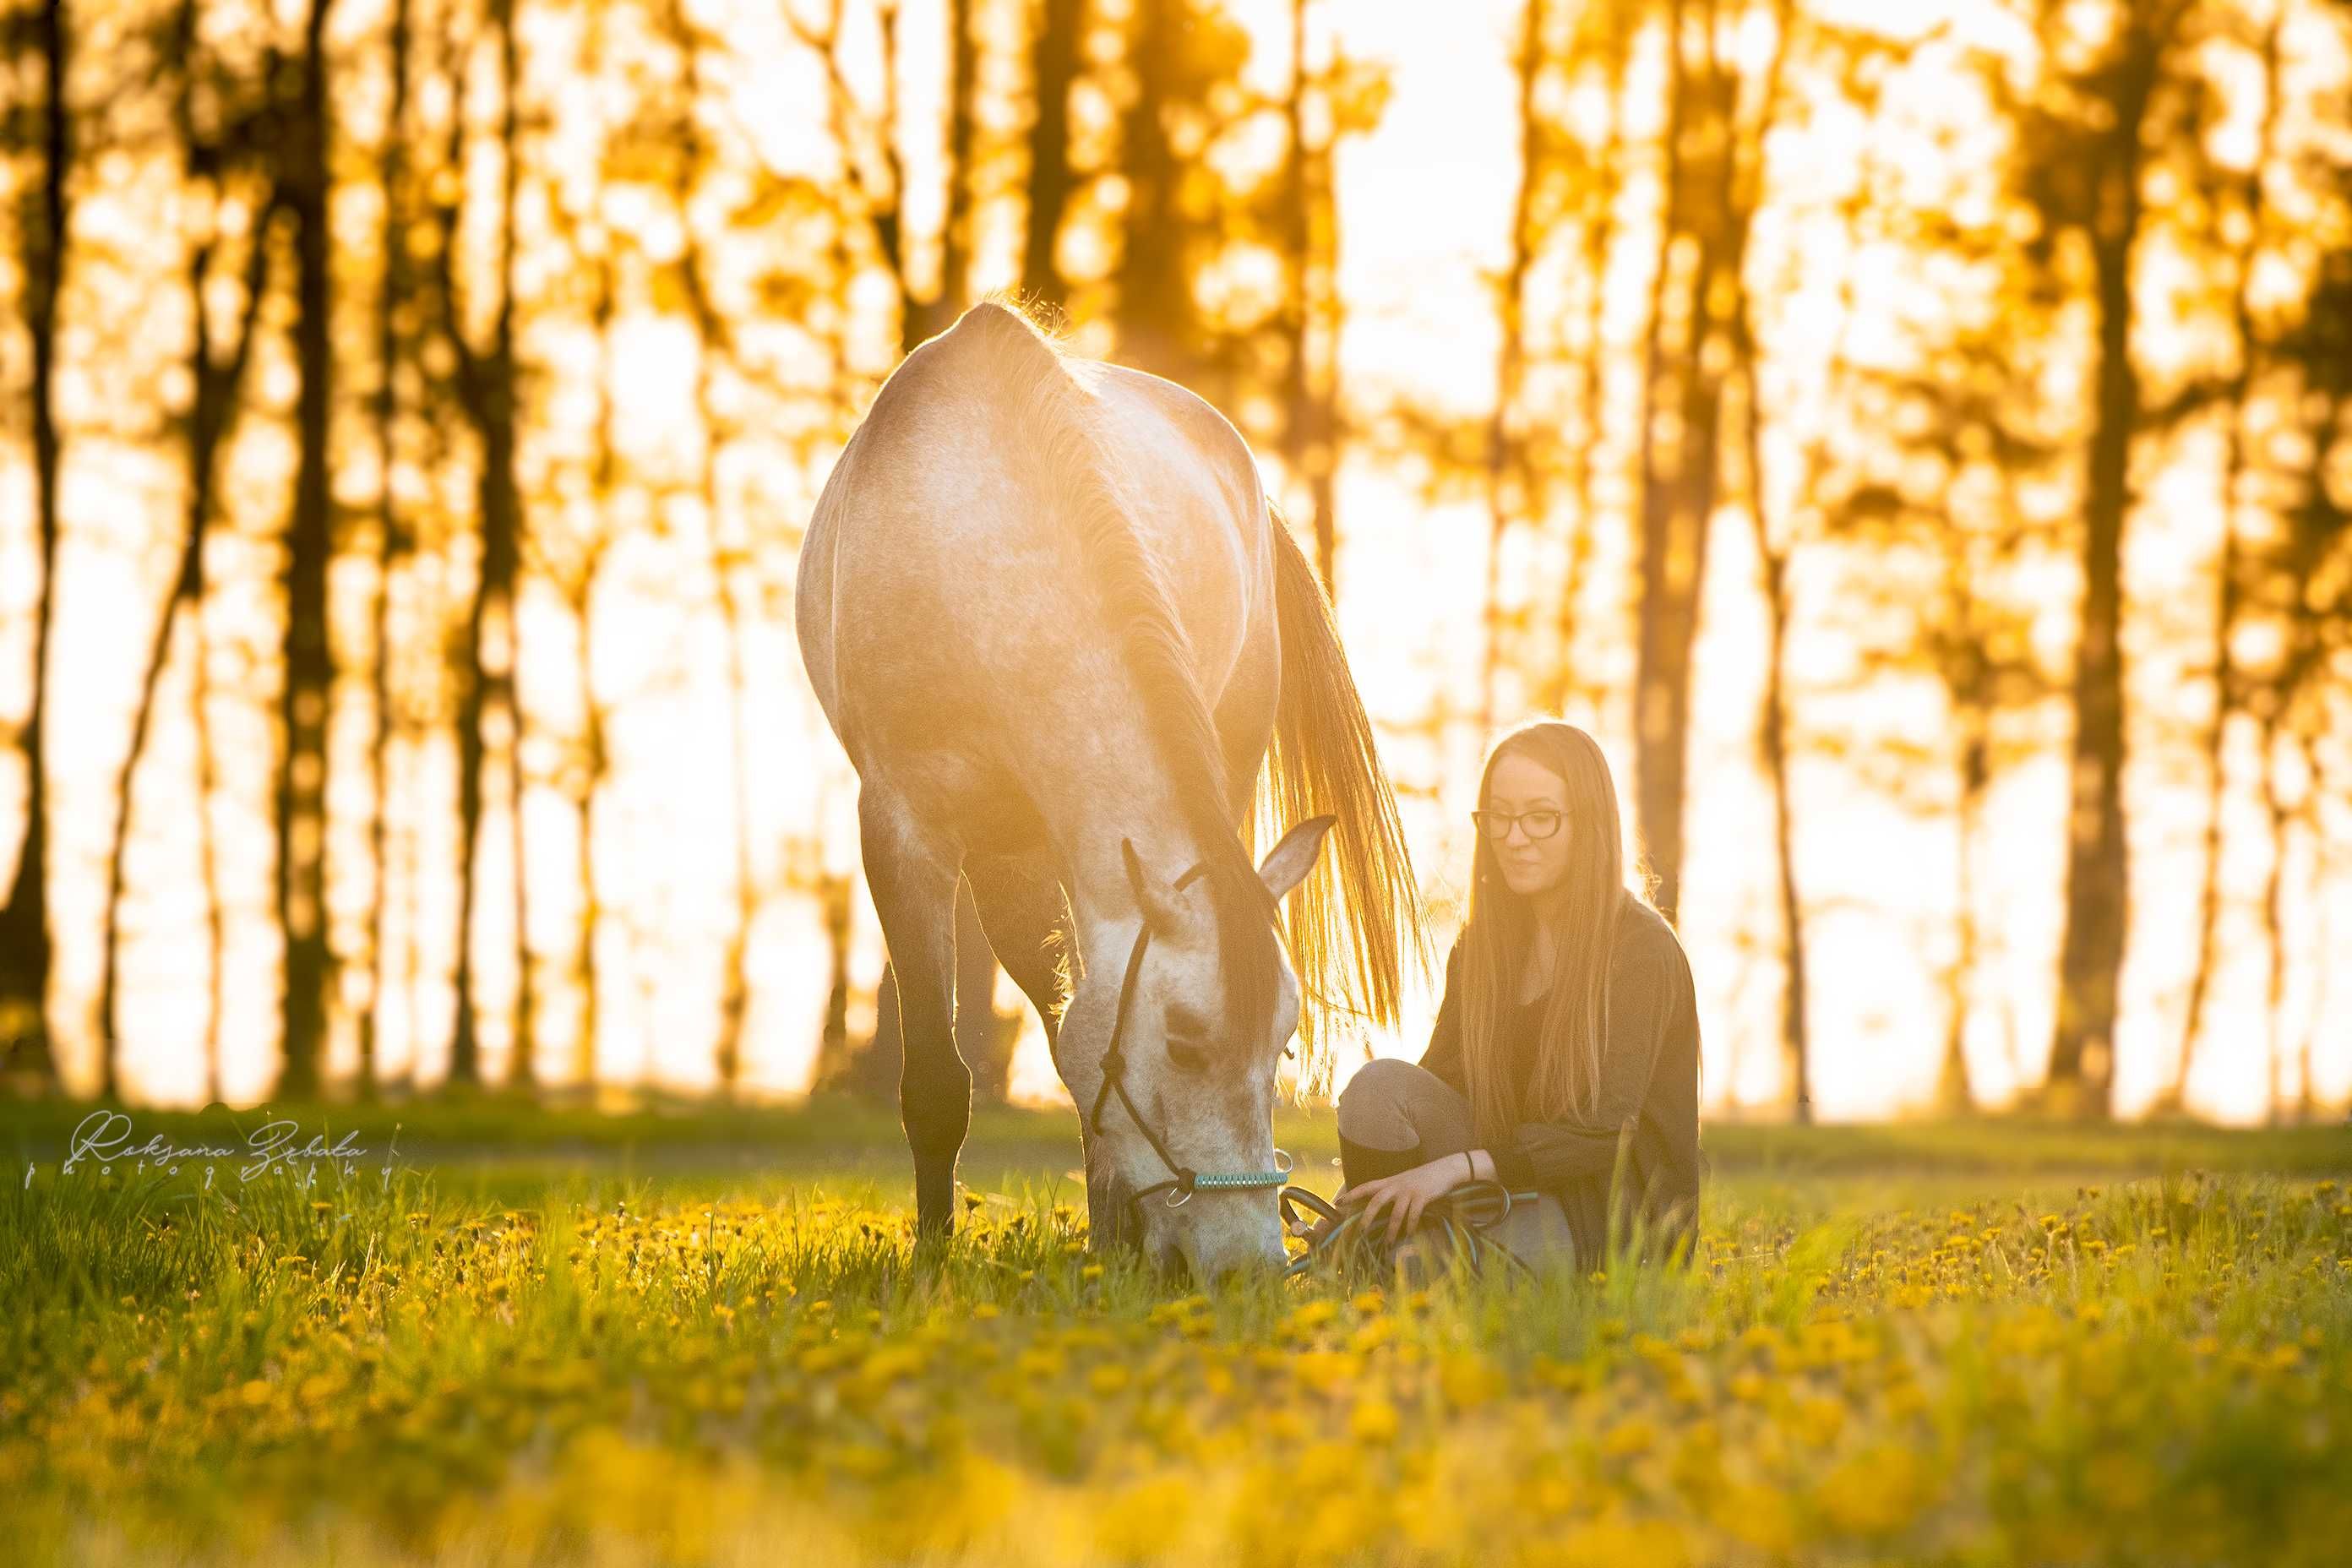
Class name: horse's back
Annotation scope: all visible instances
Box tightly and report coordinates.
[799,306,1271,802]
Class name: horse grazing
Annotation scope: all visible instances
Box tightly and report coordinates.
[795,300,1425,1280]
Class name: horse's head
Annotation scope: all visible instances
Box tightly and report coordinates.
[1067,815,1336,1283]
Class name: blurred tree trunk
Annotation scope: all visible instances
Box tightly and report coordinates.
[667,3,756,1096]
[0,0,70,1094]
[1543,8,1631,719]
[498,0,536,1092]
[2291,727,2324,1123]
[813,868,855,1088]
[1931,465,2034,1117]
[2251,244,2347,1119]
[1726,1,1850,1121]
[193,597,224,1102]
[1022,0,1083,313]
[1277,0,1341,597]
[939,0,977,324]
[872,0,920,354]
[1938,700,1989,1116]
[1631,0,1778,925]
[567,561,607,1094]
[276,0,339,1101]
[536,0,626,1099]
[101,7,278,1102]
[435,0,530,1090]
[2268,173,2351,1117]
[363,0,415,1102]
[2258,711,2289,1124]
[1478,0,1542,742]
[1732,313,1811,1122]
[566,239,617,1096]
[2045,12,2170,1119]
[1113,0,1190,383]
[1936,443,2034,1115]
[794,0,972,357]
[2170,16,2279,1114]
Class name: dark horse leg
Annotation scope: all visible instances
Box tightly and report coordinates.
[858,787,969,1237]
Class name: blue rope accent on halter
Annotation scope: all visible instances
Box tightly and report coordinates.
[1098,844,1297,1213]
[1190,1169,1291,1190]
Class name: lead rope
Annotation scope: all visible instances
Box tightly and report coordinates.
[1280,1179,1544,1280]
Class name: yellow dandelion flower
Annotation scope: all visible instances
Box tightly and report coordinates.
[1600,1416,1656,1457]
[1350,1396,1400,1444]
[1792,1394,1845,1446]
[1817,1445,1928,1536]
[1437,1353,1502,1410]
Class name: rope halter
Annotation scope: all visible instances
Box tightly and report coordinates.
[1085,840,1294,1215]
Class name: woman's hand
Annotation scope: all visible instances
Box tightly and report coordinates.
[1337,1157,1468,1246]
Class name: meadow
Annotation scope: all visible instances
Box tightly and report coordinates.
[3,1099,2349,1567]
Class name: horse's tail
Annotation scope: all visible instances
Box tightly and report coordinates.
[1262,504,1430,1083]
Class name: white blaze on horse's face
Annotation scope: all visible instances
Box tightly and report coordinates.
[1090,817,1333,1282]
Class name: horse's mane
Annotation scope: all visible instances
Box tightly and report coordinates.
[950,298,1285,1037]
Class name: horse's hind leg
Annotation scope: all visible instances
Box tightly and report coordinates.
[858,788,970,1237]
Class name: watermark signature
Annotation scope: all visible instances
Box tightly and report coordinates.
[25,1109,407,1194]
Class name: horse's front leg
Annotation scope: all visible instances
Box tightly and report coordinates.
[858,788,971,1238]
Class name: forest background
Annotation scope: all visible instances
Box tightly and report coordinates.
[3,0,2349,1129]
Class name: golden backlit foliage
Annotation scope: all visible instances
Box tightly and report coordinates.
[0,0,2348,1122]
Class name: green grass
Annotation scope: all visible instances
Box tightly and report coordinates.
[7,1091,2346,1181]
[2,1098,2348,1565]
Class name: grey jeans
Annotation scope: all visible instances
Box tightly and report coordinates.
[1333,1059,1581,1271]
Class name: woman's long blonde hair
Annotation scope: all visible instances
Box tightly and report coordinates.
[1458,720,1654,1145]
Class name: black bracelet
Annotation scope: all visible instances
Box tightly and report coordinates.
[1461,1151,1475,1183]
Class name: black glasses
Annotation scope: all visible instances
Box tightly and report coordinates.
[1472,808,1565,842]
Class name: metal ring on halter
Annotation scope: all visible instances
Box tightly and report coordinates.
[1164,1181,1194,1209]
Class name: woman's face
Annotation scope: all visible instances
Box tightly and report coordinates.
[1484,750,1574,899]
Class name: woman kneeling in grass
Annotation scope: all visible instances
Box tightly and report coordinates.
[1333,718,1703,1271]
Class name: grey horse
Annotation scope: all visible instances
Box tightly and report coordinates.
[794,300,1424,1280]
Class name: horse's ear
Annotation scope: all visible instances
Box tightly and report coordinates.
[1120,837,1162,928]
[1256,814,1336,905]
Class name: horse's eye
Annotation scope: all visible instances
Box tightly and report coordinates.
[1166,1037,1211,1074]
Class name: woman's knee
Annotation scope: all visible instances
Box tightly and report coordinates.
[1336,1058,1428,1143]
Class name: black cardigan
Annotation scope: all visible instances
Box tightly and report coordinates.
[1418,891,1703,1264]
